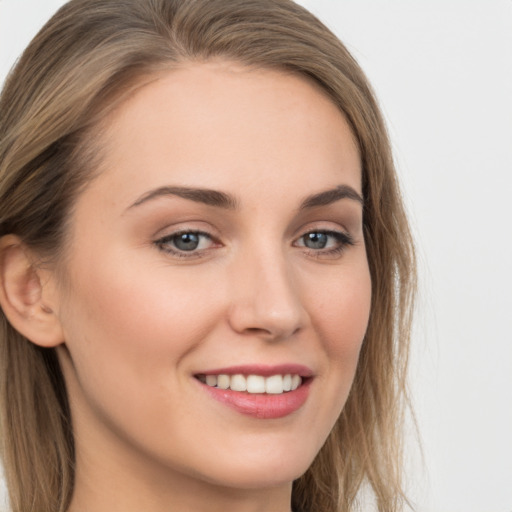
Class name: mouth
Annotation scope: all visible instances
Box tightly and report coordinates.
[196,373,303,395]
[194,365,313,419]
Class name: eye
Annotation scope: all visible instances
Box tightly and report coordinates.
[155,230,217,257]
[295,230,354,257]
[302,232,331,250]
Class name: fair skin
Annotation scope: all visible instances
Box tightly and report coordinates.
[1,62,371,512]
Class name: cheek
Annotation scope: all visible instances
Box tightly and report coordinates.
[313,265,372,356]
[307,260,372,417]
[58,251,224,384]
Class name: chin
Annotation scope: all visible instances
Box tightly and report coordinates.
[196,459,309,491]
[179,434,320,491]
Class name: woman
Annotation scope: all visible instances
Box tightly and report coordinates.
[0,1,416,511]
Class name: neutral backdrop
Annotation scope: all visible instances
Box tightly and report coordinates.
[1,1,511,511]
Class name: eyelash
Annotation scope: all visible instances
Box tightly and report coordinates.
[295,230,355,258]
[154,230,217,258]
[154,229,354,259]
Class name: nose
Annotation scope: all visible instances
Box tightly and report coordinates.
[227,249,308,341]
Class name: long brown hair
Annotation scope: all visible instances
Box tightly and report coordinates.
[0,1,416,511]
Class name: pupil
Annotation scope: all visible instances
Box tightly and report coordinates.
[175,233,200,251]
[305,232,327,249]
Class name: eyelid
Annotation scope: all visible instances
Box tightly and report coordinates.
[293,227,355,259]
[152,221,356,260]
[294,228,354,246]
[154,228,221,259]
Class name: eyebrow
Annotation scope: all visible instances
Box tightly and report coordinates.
[299,185,364,209]
[128,184,363,211]
[129,186,238,210]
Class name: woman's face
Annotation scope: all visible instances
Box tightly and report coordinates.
[54,62,371,497]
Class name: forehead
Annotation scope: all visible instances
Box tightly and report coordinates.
[87,61,362,207]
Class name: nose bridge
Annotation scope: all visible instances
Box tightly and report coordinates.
[228,241,307,339]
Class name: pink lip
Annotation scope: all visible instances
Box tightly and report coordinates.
[195,364,313,420]
[199,364,314,378]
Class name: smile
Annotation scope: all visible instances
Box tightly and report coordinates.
[197,373,302,394]
[195,366,313,419]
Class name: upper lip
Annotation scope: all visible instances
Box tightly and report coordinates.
[196,364,314,378]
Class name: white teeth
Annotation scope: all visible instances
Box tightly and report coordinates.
[230,374,247,392]
[246,375,266,393]
[201,373,303,394]
[217,374,230,389]
[265,374,283,394]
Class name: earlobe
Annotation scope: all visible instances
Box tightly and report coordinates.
[0,235,64,347]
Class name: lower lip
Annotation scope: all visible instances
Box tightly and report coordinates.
[199,379,311,419]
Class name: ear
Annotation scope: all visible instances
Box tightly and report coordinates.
[0,235,64,347]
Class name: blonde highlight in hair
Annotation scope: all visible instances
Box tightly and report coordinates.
[0,1,416,511]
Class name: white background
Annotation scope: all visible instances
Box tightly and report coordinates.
[1,1,511,511]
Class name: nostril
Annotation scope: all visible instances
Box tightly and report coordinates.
[240,323,302,337]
